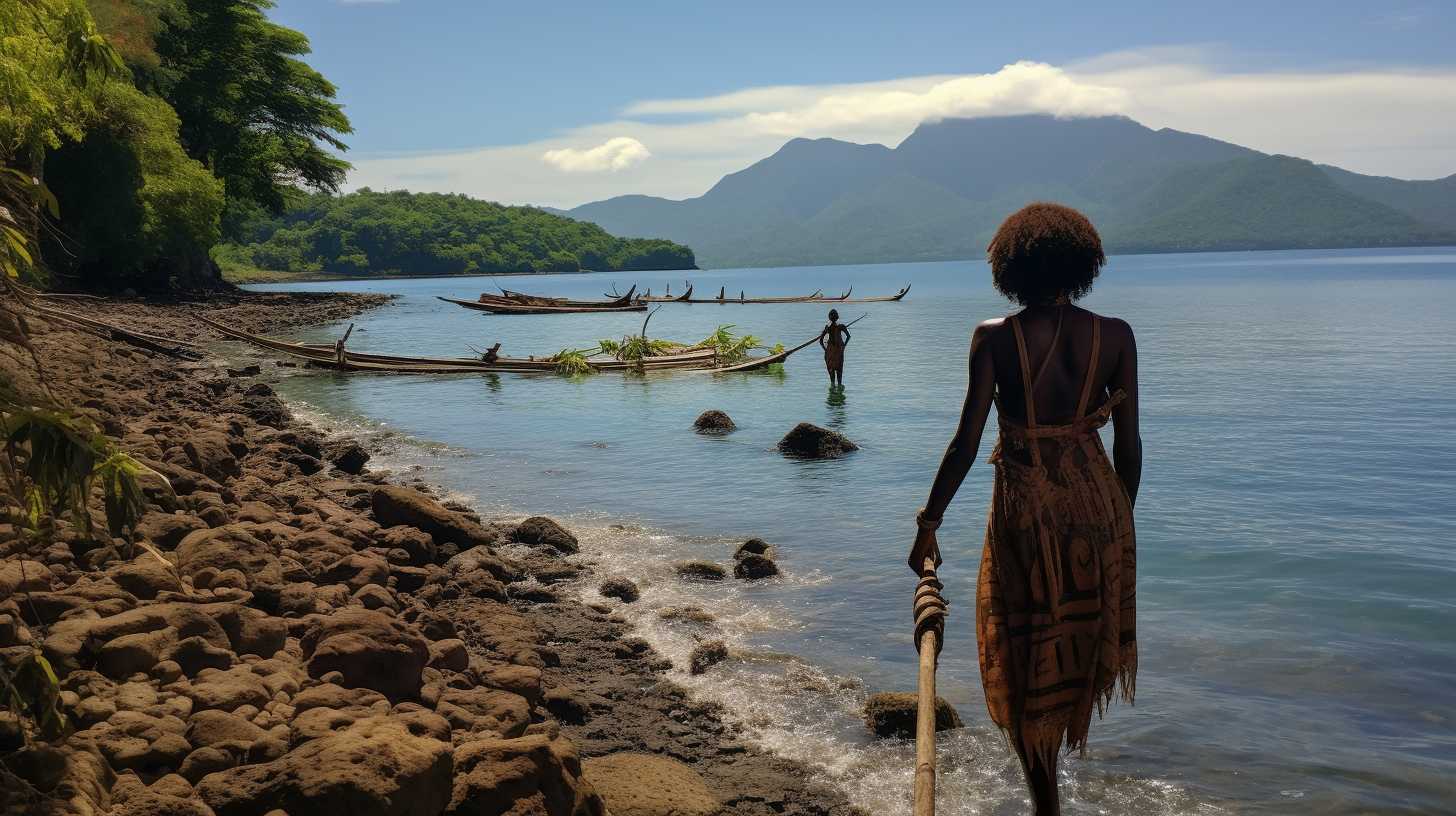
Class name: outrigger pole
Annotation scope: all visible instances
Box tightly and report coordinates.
[913,556,948,816]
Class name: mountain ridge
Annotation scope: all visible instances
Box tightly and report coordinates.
[560,115,1456,267]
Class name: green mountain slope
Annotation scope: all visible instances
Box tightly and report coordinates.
[563,115,1456,268]
[1321,166,1456,232]
[1105,155,1452,251]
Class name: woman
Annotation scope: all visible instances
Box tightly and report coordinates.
[910,203,1141,815]
[818,308,851,386]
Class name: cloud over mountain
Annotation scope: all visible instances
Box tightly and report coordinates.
[541,137,651,173]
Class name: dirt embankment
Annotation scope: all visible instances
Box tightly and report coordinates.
[0,292,860,816]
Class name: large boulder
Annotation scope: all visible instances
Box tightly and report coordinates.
[184,431,243,482]
[862,692,963,739]
[777,422,859,459]
[381,526,436,566]
[692,410,735,434]
[107,554,183,600]
[134,512,210,550]
[371,486,502,549]
[582,753,718,816]
[0,559,52,596]
[300,607,430,700]
[196,717,453,816]
[174,525,282,591]
[184,666,272,712]
[433,687,530,739]
[447,734,603,816]
[513,516,579,555]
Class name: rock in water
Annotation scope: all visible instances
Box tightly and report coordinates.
[599,578,640,603]
[513,516,580,555]
[674,561,726,582]
[693,410,736,434]
[862,692,963,739]
[733,554,779,580]
[733,538,774,560]
[689,640,729,675]
[583,753,719,816]
[777,422,858,459]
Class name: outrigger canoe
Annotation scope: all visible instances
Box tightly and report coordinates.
[679,285,906,304]
[438,296,647,314]
[487,285,637,309]
[827,284,911,303]
[640,284,694,303]
[199,316,796,373]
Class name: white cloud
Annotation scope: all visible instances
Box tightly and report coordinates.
[541,137,651,173]
[347,53,1456,208]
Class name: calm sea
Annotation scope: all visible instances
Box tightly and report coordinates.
[242,247,1456,815]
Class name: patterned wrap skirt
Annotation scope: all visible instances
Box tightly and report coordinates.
[977,401,1137,763]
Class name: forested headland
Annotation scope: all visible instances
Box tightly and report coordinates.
[214,190,697,281]
[1,0,691,292]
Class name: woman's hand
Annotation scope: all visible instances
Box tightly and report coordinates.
[909,527,942,576]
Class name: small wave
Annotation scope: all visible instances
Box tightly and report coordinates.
[560,521,1221,816]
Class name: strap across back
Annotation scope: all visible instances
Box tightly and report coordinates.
[1007,309,1104,432]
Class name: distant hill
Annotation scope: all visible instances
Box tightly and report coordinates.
[215,189,695,282]
[562,115,1456,268]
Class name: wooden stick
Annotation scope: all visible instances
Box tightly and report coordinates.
[914,556,944,816]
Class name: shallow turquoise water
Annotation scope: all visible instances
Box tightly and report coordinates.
[243,248,1456,815]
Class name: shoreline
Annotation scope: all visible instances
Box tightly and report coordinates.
[220,243,1456,286]
[0,290,859,815]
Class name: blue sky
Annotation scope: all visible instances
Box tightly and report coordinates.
[270,0,1456,206]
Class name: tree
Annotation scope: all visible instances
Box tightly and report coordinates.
[131,0,352,226]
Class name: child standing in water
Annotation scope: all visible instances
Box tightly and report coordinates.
[818,308,851,386]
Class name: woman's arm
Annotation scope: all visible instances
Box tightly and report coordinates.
[817,326,828,349]
[1108,319,1142,507]
[841,326,851,346]
[909,321,998,573]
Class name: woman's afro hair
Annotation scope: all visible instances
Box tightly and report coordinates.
[987,202,1106,305]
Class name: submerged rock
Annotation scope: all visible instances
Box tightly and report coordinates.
[674,561,726,582]
[599,578,640,603]
[862,692,963,739]
[692,410,736,434]
[689,640,729,675]
[583,752,719,816]
[656,606,715,626]
[777,422,859,459]
[733,554,779,580]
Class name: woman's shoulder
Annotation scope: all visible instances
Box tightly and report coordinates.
[1081,308,1134,339]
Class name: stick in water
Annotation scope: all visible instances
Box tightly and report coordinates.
[913,556,948,816]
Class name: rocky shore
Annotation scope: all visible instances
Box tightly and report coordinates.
[0,292,860,816]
